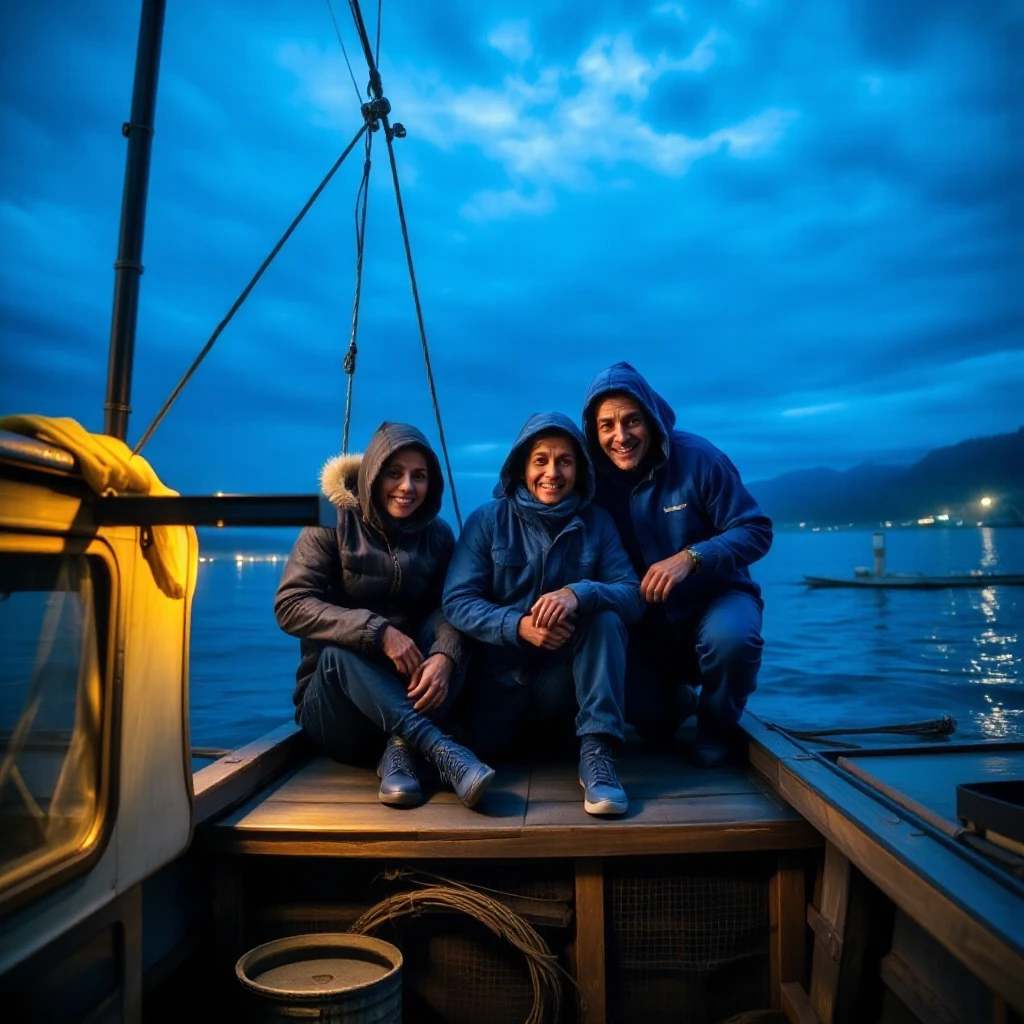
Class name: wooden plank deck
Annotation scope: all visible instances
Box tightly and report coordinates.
[209,746,821,859]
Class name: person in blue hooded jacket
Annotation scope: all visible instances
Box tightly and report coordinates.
[443,412,645,816]
[582,363,773,767]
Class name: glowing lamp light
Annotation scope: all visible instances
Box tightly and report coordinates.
[980,496,993,508]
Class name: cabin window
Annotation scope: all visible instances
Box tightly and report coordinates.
[0,550,112,908]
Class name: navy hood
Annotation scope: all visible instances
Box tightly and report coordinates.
[494,412,595,506]
[582,361,675,469]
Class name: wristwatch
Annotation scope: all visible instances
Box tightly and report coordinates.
[684,548,702,574]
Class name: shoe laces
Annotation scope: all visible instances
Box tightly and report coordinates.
[382,738,416,777]
[433,744,468,787]
[583,745,617,787]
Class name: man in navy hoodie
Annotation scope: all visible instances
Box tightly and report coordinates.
[582,363,773,766]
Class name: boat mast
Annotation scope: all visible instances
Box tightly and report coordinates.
[103,0,166,441]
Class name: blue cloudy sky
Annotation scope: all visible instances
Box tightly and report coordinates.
[2,0,1021,519]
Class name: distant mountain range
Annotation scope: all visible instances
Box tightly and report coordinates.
[749,427,1024,527]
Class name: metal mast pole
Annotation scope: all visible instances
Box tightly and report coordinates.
[103,0,166,440]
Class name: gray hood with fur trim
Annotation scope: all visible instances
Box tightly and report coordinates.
[320,421,444,533]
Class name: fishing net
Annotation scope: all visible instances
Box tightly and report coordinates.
[606,855,772,1024]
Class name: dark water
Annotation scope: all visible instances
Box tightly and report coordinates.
[189,527,1024,752]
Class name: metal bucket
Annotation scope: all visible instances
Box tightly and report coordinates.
[235,933,402,1022]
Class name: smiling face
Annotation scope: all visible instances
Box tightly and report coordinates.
[376,447,429,519]
[594,394,651,472]
[523,433,578,505]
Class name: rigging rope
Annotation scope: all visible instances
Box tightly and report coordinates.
[346,0,464,529]
[374,0,382,66]
[324,0,363,104]
[133,125,368,456]
[342,129,373,455]
[133,0,463,528]
[768,715,957,748]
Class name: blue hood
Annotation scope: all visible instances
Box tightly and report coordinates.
[494,411,595,506]
[582,361,675,468]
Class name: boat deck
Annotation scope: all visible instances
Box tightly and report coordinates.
[209,743,821,859]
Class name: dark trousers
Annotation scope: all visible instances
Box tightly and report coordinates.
[455,609,628,761]
[626,590,764,743]
[298,611,466,767]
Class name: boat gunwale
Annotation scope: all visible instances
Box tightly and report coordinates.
[192,721,308,828]
[744,714,1024,1011]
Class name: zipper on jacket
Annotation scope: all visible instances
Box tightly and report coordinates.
[631,486,652,574]
[367,514,403,599]
[538,519,581,597]
[386,539,401,596]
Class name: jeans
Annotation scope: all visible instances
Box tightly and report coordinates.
[626,590,763,742]
[298,610,466,767]
[456,609,628,760]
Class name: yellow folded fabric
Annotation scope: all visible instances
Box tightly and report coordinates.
[0,414,188,600]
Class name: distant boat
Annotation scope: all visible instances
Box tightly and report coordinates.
[804,571,1024,589]
[804,529,1024,588]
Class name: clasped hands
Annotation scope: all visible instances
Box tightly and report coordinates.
[381,625,452,713]
[516,551,695,650]
[518,587,580,650]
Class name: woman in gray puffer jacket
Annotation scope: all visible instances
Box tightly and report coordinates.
[274,421,494,809]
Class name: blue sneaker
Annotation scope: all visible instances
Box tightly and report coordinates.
[428,738,495,809]
[579,736,628,816]
[377,735,422,807]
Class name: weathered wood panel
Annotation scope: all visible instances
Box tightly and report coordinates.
[771,757,1024,1013]
[809,843,850,1024]
[192,721,308,826]
[771,852,808,1011]
[575,859,606,1024]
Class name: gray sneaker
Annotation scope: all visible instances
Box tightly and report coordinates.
[377,735,422,807]
[579,736,628,816]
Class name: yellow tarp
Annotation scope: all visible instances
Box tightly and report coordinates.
[0,414,188,600]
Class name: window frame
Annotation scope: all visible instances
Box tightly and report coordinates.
[0,532,121,919]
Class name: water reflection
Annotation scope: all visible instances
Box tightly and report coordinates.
[980,527,997,569]
[975,704,1021,740]
[977,586,998,623]
[967,531,1020,738]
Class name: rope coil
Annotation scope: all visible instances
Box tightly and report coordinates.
[349,868,571,1024]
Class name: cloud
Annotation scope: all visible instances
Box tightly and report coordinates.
[281,24,795,214]
[460,187,554,221]
[460,442,503,455]
[487,21,533,64]
[782,402,849,418]
[654,3,689,22]
[2,0,1019,494]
